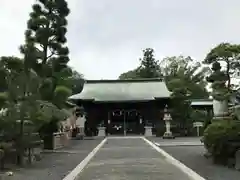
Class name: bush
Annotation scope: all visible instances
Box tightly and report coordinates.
[203,120,240,164]
[156,126,165,137]
[53,85,72,108]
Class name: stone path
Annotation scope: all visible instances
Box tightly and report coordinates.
[76,138,195,180]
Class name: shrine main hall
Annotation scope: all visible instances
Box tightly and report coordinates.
[68,78,173,135]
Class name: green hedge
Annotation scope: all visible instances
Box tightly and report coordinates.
[202,120,240,164]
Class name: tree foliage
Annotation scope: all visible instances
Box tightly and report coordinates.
[118,48,161,79]
[0,0,77,163]
[161,56,210,99]
[69,69,84,94]
[161,56,210,128]
[20,0,72,107]
[204,43,240,89]
[118,68,141,80]
[138,48,161,78]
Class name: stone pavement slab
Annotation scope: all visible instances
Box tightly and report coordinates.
[77,138,193,180]
[5,138,103,180]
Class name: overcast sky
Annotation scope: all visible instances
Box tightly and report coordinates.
[1,0,240,79]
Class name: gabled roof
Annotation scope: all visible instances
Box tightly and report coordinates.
[68,78,171,102]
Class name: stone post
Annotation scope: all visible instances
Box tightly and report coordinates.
[98,127,106,137]
[144,126,153,137]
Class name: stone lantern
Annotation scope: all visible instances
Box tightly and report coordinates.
[163,105,174,139]
[75,106,86,139]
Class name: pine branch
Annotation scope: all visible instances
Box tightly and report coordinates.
[47,51,55,59]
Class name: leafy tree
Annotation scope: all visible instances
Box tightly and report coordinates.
[118,48,161,79]
[0,0,76,162]
[118,68,141,80]
[20,0,72,108]
[204,43,240,89]
[0,55,42,164]
[0,56,24,92]
[70,69,84,94]
[138,48,161,78]
[159,56,210,130]
[161,56,210,99]
[190,110,210,123]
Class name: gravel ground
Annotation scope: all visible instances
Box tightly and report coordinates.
[77,138,192,180]
[149,137,240,180]
[3,138,103,180]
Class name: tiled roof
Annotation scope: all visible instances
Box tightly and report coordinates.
[68,78,171,102]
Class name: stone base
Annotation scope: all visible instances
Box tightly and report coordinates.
[53,132,65,150]
[163,132,175,139]
[98,127,106,137]
[144,126,153,137]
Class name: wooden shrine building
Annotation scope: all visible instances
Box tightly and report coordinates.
[68,78,171,135]
[190,99,213,117]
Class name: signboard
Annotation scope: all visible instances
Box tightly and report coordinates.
[193,122,203,128]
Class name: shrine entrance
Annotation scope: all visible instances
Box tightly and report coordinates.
[109,109,144,135]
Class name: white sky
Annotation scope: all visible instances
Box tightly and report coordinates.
[1,0,240,80]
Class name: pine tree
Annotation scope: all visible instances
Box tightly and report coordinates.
[139,48,161,78]
[20,0,72,107]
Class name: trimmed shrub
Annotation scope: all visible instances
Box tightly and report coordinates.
[203,120,240,164]
[156,126,165,137]
[53,85,72,108]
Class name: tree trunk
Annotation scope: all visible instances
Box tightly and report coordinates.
[17,119,24,166]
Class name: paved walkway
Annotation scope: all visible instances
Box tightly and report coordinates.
[76,138,195,180]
